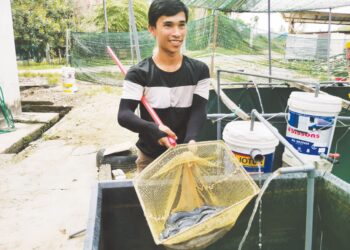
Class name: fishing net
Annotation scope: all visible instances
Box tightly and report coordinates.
[133,140,259,249]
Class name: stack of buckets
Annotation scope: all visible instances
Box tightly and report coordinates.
[283,91,342,165]
[223,121,279,173]
[62,67,77,93]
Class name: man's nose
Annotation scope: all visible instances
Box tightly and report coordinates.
[172,26,181,37]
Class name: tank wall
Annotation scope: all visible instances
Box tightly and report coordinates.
[86,175,350,250]
[0,0,21,116]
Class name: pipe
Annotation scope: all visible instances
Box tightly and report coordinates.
[267,0,272,81]
[251,109,306,165]
[305,169,315,250]
[250,109,316,250]
[250,149,264,163]
[327,8,332,80]
[278,165,315,250]
[217,70,222,139]
[278,165,314,174]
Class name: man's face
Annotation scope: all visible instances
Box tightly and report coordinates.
[149,11,187,55]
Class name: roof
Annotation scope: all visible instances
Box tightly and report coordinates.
[282,11,350,25]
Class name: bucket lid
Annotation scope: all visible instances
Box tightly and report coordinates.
[288,92,342,114]
[223,121,279,150]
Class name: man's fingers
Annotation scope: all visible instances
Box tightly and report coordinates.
[159,125,177,139]
[158,137,175,148]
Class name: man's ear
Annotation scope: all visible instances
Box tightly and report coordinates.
[148,25,156,37]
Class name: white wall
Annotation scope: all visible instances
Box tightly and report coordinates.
[0,0,21,115]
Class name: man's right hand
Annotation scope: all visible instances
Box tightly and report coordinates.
[158,124,177,148]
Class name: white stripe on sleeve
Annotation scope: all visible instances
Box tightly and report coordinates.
[121,80,144,101]
[194,78,210,100]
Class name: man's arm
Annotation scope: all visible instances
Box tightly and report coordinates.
[118,99,166,142]
[117,67,168,143]
[183,94,207,143]
[184,63,210,143]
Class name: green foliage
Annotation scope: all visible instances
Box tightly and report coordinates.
[19,72,61,85]
[12,0,75,62]
[17,59,65,70]
[94,0,149,32]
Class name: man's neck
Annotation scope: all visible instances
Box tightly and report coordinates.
[152,50,183,72]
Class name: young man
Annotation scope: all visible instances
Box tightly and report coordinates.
[118,0,210,172]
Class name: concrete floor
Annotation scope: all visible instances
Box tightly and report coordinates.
[0,84,137,249]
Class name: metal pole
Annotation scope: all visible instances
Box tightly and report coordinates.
[268,0,272,81]
[210,11,218,76]
[65,29,70,66]
[253,109,315,250]
[250,112,255,131]
[128,0,141,62]
[217,70,221,139]
[129,21,135,64]
[103,0,108,33]
[207,113,350,122]
[305,169,315,250]
[278,166,315,250]
[217,69,320,88]
[327,8,332,80]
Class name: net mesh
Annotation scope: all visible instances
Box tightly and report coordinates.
[183,0,350,12]
[71,14,347,85]
[133,141,259,249]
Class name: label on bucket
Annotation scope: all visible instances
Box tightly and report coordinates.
[233,152,274,173]
[286,110,335,156]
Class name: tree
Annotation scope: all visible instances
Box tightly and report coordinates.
[94,0,149,32]
[12,0,75,62]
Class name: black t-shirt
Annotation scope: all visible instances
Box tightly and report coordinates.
[118,55,210,158]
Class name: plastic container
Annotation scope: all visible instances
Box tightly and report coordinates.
[223,121,279,173]
[62,67,77,93]
[283,92,342,165]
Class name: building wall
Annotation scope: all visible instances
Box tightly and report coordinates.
[0,0,21,115]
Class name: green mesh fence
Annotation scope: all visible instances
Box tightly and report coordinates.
[182,0,350,12]
[71,14,348,85]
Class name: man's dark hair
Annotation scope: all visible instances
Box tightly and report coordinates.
[148,0,189,27]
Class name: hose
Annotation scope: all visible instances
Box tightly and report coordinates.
[0,85,15,134]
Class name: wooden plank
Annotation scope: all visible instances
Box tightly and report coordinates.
[288,82,350,110]
[211,81,250,120]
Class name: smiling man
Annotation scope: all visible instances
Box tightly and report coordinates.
[118,0,210,172]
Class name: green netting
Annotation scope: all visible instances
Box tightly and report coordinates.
[0,86,15,134]
[183,0,350,12]
[71,14,347,85]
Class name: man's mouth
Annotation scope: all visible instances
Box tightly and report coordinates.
[169,40,183,46]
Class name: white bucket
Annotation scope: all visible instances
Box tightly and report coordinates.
[62,67,77,93]
[223,121,279,173]
[283,91,342,165]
